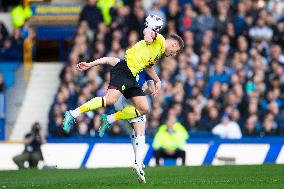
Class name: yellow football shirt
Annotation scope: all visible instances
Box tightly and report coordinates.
[125,34,166,76]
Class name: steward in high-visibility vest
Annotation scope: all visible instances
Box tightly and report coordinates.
[97,0,123,26]
[153,122,189,151]
[11,4,32,28]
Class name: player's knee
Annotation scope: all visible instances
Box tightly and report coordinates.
[138,105,149,115]
[105,96,116,106]
[106,99,115,106]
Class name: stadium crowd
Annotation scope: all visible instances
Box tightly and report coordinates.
[0,21,24,61]
[49,0,284,138]
[0,0,32,62]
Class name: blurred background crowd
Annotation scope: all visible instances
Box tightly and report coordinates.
[0,0,31,62]
[48,0,284,139]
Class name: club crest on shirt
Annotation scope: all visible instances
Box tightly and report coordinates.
[122,85,126,91]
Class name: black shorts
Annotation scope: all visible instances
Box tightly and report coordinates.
[109,60,145,99]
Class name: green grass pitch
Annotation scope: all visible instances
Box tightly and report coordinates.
[0,165,283,189]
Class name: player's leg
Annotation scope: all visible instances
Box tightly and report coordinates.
[63,89,122,132]
[70,89,122,117]
[112,95,145,165]
[99,87,148,137]
[64,59,130,132]
[99,59,149,135]
[131,95,149,115]
[129,127,137,158]
[131,120,146,166]
[108,95,133,124]
[110,94,147,182]
[130,118,146,183]
[102,94,149,125]
[112,95,146,167]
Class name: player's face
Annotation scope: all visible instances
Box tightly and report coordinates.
[165,41,180,57]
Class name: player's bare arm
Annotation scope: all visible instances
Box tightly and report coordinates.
[143,28,156,45]
[77,57,120,71]
[145,66,161,96]
[143,80,155,96]
[144,14,163,45]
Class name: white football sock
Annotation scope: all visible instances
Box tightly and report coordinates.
[70,108,80,118]
[106,114,115,124]
[130,128,137,162]
[135,135,145,166]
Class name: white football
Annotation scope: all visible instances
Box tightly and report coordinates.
[144,14,164,32]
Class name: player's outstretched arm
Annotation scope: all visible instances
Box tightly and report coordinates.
[77,57,120,71]
[143,28,156,45]
[145,66,161,96]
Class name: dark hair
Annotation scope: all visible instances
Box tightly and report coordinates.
[32,122,41,132]
[169,34,185,51]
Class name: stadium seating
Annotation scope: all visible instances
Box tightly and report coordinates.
[0,62,21,88]
[0,62,21,140]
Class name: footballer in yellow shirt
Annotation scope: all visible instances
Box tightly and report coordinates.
[125,33,166,77]
[63,28,184,135]
[63,14,184,184]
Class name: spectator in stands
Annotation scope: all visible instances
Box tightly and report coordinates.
[0,21,9,46]
[11,0,32,28]
[0,73,5,92]
[272,19,284,46]
[0,19,25,61]
[1,28,24,61]
[108,122,128,137]
[97,0,124,26]
[128,5,147,37]
[107,40,125,59]
[153,113,189,166]
[212,113,242,139]
[214,0,230,38]
[10,28,24,60]
[248,18,272,58]
[243,114,260,136]
[200,106,220,131]
[190,4,215,42]
[109,5,130,34]
[233,1,247,36]
[13,122,46,169]
[77,121,89,137]
[79,0,103,30]
[0,0,19,12]
[178,3,195,33]
[0,22,10,61]
[261,112,278,136]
